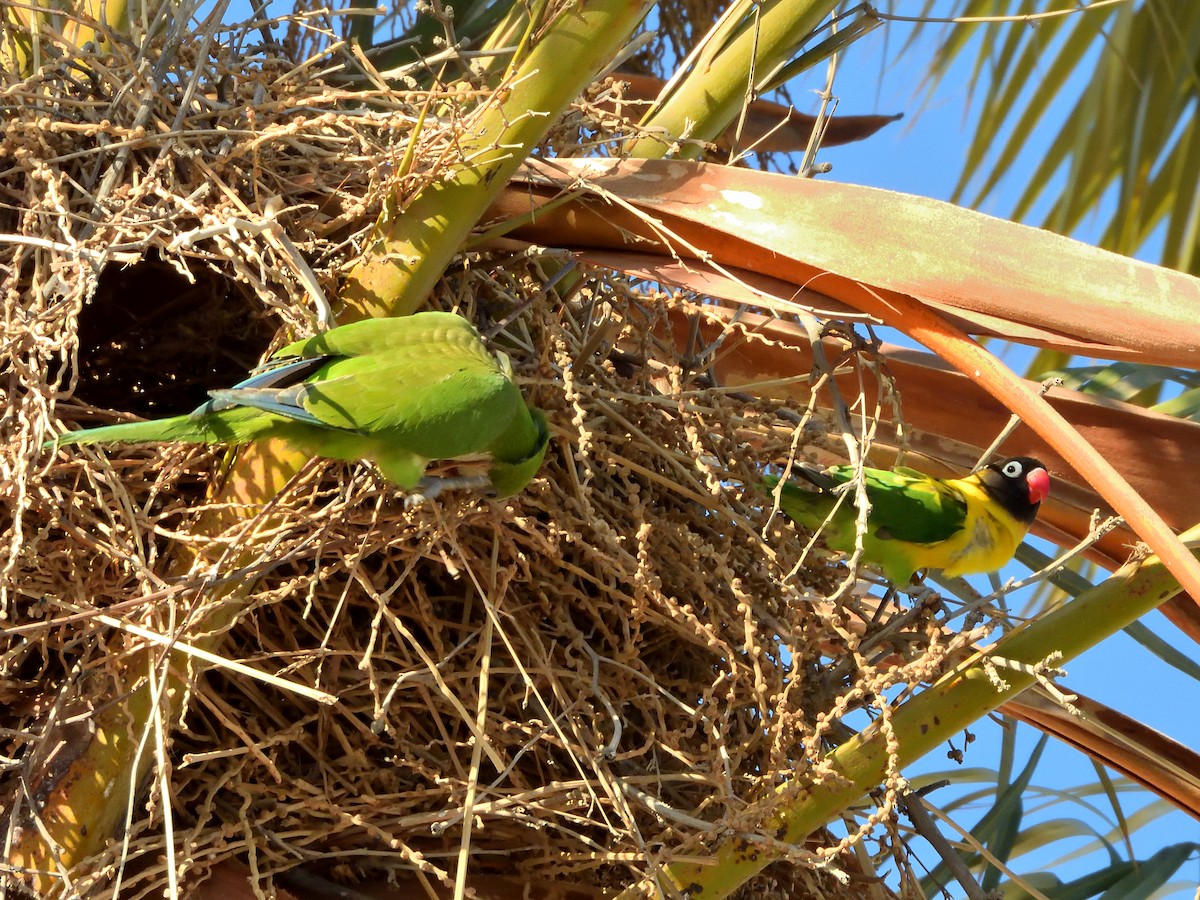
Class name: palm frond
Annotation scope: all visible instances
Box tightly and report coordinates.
[914,0,1200,270]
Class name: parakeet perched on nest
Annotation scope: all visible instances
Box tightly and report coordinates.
[48,311,549,499]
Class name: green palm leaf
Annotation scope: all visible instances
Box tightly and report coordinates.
[913,0,1200,270]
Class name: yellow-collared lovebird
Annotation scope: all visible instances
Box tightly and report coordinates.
[46,312,549,499]
[764,457,1050,584]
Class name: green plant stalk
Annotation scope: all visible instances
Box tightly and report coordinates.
[1,0,130,79]
[65,0,130,56]
[625,0,837,159]
[758,9,880,96]
[473,0,542,78]
[1,0,45,75]
[340,0,654,321]
[648,527,1200,898]
[0,0,131,78]
[6,664,153,891]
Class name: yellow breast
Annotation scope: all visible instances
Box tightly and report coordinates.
[905,476,1028,578]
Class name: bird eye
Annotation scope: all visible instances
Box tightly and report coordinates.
[1002,460,1023,477]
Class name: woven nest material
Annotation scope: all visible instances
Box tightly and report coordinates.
[0,10,962,900]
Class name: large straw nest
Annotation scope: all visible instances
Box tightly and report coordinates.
[0,8,961,899]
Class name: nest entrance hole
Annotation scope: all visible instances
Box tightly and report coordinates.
[72,254,275,416]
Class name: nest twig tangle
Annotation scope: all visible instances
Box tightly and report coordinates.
[0,5,994,899]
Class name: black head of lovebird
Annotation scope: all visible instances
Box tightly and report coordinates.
[763,455,1051,585]
[972,456,1050,528]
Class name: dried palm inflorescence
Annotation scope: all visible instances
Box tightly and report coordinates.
[1,7,965,899]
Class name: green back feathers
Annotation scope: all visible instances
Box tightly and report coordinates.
[834,465,967,544]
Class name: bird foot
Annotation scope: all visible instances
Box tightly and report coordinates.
[404,475,492,508]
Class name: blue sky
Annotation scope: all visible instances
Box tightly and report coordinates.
[817,15,1200,896]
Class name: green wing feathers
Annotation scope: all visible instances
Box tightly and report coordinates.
[851,467,967,544]
[273,311,493,361]
[762,474,840,531]
[297,357,516,457]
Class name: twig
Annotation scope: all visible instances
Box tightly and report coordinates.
[49,602,338,705]
[974,377,1062,469]
[901,786,999,900]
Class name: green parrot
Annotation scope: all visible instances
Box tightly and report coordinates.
[46,311,549,500]
[764,457,1050,584]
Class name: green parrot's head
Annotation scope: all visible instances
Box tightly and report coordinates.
[487,408,550,499]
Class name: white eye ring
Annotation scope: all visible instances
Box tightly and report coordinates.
[1002,461,1023,477]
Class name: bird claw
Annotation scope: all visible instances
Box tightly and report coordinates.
[404,475,492,508]
[403,479,438,508]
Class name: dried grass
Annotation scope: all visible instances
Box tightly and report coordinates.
[0,5,960,898]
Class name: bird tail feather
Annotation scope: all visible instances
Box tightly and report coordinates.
[762,474,833,530]
[45,406,277,449]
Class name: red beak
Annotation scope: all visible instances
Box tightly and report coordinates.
[1027,467,1050,504]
